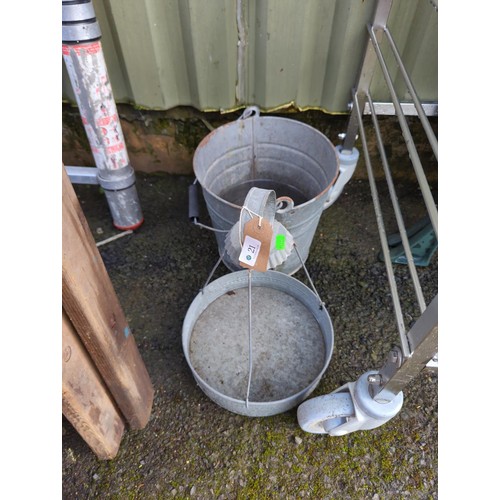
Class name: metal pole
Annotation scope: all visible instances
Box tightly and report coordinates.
[383,27,438,160]
[367,24,438,239]
[353,92,411,358]
[370,296,438,403]
[64,166,99,185]
[367,93,427,314]
[62,0,144,230]
[342,0,393,152]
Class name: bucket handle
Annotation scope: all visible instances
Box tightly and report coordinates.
[188,180,229,233]
[238,106,261,120]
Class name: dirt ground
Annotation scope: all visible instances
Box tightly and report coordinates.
[62,141,438,499]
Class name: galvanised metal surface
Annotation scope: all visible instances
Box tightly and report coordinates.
[62,0,102,42]
[65,166,99,185]
[182,270,334,417]
[63,39,144,229]
[192,108,340,275]
[62,0,437,113]
[63,0,144,230]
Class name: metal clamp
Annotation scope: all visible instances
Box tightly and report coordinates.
[62,0,101,43]
[323,146,360,210]
[97,164,137,191]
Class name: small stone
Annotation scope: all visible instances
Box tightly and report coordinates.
[96,227,104,235]
[171,489,177,496]
[372,494,380,500]
[66,448,77,463]
[190,485,196,495]
[92,474,100,481]
[295,436,303,445]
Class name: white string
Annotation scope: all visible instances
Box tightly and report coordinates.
[96,230,133,247]
[239,205,263,246]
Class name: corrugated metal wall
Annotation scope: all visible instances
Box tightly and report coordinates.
[62,0,437,113]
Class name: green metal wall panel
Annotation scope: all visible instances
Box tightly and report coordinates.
[244,0,377,111]
[62,0,437,113]
[370,0,438,103]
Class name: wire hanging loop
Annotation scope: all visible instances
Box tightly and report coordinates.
[245,269,253,408]
[293,243,325,310]
[201,252,225,293]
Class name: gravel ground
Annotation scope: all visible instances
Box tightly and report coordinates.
[62,161,438,499]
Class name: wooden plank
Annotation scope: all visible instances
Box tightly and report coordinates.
[63,310,125,459]
[62,166,154,429]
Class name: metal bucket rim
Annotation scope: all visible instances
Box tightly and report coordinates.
[193,116,340,209]
[182,270,334,411]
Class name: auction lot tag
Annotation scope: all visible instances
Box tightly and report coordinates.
[239,235,261,266]
[239,217,273,271]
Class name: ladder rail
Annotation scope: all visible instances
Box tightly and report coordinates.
[343,0,438,401]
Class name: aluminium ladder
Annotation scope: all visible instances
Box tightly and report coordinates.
[297,0,438,435]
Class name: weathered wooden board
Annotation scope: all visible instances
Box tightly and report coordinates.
[62,166,154,429]
[62,310,125,460]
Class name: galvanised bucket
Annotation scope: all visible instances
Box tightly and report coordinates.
[193,106,341,275]
[182,270,334,417]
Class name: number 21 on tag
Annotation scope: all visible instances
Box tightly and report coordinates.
[239,235,261,267]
